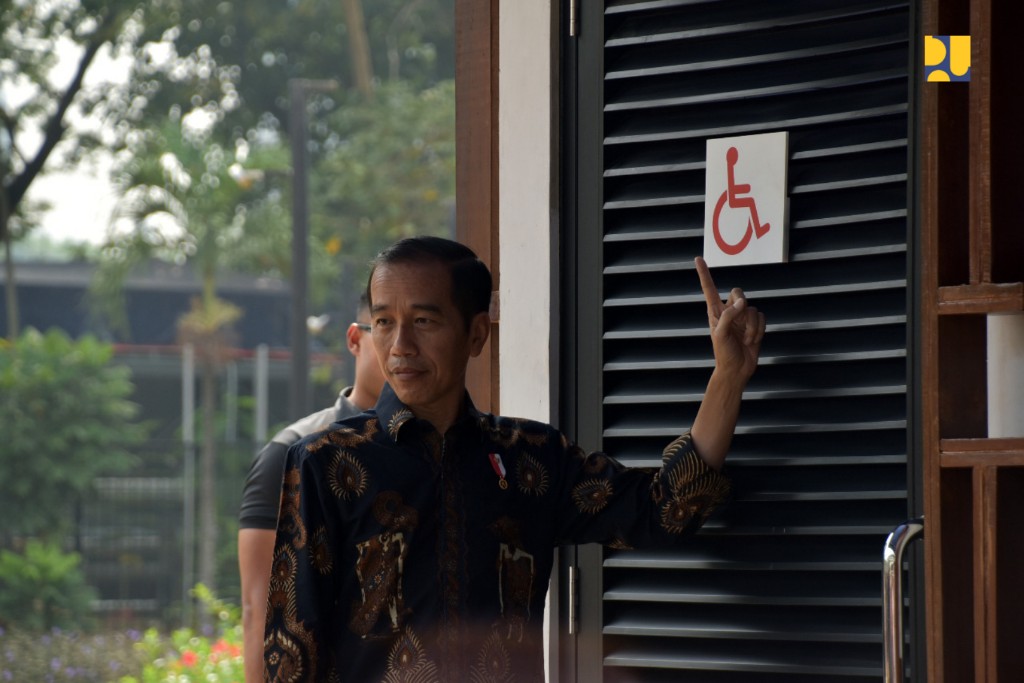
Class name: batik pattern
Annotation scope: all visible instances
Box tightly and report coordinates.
[469,631,515,683]
[388,409,415,440]
[490,517,534,641]
[265,383,730,683]
[265,546,317,683]
[572,478,613,514]
[278,466,307,550]
[350,492,418,638]
[515,453,549,497]
[309,525,333,574]
[306,419,378,451]
[485,417,549,449]
[655,434,731,534]
[382,627,441,683]
[327,449,369,500]
[606,536,635,551]
[435,432,465,674]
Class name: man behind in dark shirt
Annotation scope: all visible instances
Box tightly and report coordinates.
[265,236,764,682]
[239,295,385,683]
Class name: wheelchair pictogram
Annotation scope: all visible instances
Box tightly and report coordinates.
[712,147,771,255]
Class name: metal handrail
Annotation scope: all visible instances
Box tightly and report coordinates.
[882,517,924,683]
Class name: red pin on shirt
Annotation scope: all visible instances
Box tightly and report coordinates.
[488,453,508,490]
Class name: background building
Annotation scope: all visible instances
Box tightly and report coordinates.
[0,260,340,624]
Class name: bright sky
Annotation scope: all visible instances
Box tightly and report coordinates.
[31,160,118,246]
[11,25,133,246]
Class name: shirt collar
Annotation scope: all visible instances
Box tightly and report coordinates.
[374,382,485,443]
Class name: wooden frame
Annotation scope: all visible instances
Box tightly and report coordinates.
[455,0,500,413]
[921,0,1024,680]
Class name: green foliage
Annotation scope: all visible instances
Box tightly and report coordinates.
[316,79,455,242]
[0,541,97,632]
[0,0,174,227]
[120,585,243,683]
[188,79,458,315]
[126,0,454,146]
[88,0,458,347]
[0,329,147,538]
[0,586,243,683]
[306,79,456,309]
[0,627,147,682]
[92,118,253,339]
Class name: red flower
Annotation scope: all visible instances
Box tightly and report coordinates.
[180,650,199,668]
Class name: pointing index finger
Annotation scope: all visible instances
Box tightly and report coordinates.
[695,256,723,315]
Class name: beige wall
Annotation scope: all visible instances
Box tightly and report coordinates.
[988,314,1024,437]
[498,0,556,424]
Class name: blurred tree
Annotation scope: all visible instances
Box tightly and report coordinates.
[93,119,257,595]
[0,0,455,314]
[307,79,455,311]
[123,0,453,150]
[83,0,455,595]
[219,80,456,317]
[99,0,457,320]
[1,0,457,603]
[0,0,171,338]
[0,328,145,541]
[342,0,376,100]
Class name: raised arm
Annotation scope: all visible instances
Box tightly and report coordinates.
[690,256,765,470]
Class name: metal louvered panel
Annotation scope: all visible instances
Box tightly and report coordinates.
[575,0,914,681]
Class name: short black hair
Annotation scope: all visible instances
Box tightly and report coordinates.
[367,236,492,329]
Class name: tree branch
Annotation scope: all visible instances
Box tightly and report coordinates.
[342,0,375,101]
[5,11,120,213]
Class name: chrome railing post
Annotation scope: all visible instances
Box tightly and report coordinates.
[882,517,924,683]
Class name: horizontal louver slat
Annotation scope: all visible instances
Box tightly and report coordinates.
[590,0,911,680]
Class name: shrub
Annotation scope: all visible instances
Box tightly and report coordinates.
[0,541,97,632]
[0,328,146,539]
[0,627,146,683]
[0,586,242,683]
[119,585,243,683]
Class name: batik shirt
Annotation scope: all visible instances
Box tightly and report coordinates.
[240,387,363,531]
[265,383,730,683]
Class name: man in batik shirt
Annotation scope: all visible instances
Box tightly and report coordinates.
[265,236,764,682]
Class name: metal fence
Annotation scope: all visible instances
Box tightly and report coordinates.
[76,437,253,629]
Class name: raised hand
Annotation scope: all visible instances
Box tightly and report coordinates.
[694,256,765,384]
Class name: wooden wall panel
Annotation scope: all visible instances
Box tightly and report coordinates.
[455,0,500,413]
[922,0,1024,680]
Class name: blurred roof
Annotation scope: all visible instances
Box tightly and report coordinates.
[5,260,288,292]
[0,260,292,348]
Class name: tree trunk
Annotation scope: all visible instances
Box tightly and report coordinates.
[342,0,376,100]
[1,191,18,340]
[385,0,428,81]
[197,358,218,602]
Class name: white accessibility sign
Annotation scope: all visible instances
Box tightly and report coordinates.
[703,132,789,267]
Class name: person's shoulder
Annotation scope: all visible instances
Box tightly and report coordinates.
[289,410,382,461]
[481,412,568,450]
[489,413,556,430]
[246,439,289,478]
[270,404,339,445]
[334,388,369,421]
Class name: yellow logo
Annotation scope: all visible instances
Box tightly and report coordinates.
[925,35,971,81]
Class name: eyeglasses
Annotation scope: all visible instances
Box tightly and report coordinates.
[354,323,371,332]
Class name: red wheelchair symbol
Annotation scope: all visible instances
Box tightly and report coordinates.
[713,147,770,255]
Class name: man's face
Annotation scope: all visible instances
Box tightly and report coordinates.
[369,260,488,426]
